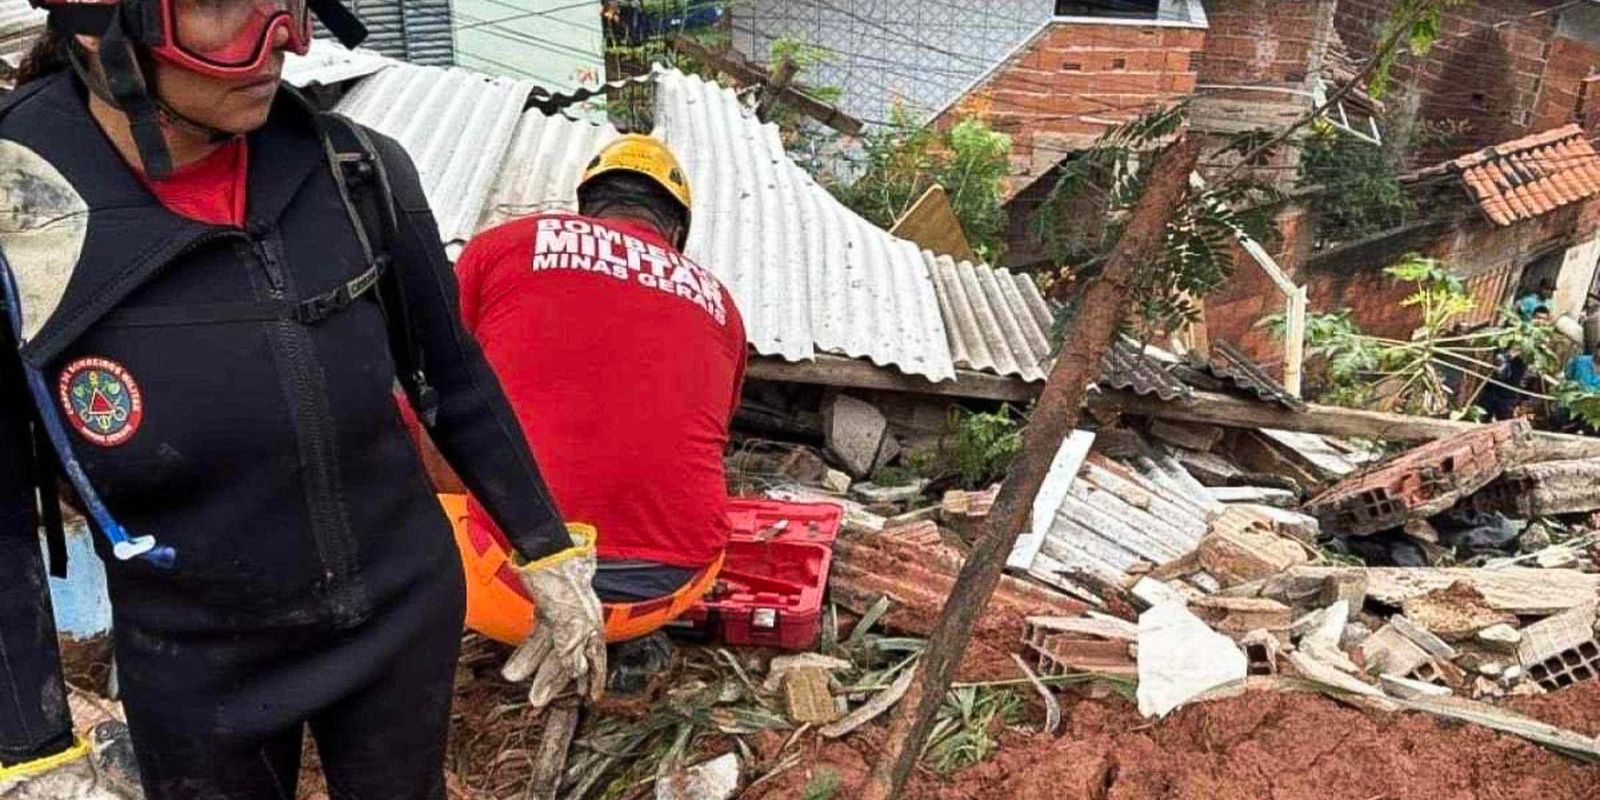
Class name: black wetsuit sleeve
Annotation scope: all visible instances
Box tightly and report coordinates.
[0,328,73,764]
[367,132,570,563]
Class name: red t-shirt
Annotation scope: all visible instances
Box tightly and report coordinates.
[456,213,747,569]
[142,138,249,227]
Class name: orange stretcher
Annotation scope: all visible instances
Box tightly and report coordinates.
[438,494,722,644]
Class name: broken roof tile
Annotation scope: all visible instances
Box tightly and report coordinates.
[1098,338,1192,402]
[1182,341,1306,410]
[1447,124,1600,226]
[931,256,1056,383]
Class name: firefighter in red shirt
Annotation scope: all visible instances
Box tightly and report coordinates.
[438,135,746,668]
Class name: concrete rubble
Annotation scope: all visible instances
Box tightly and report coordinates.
[823,394,891,479]
[1302,420,1532,537]
[703,383,1600,794]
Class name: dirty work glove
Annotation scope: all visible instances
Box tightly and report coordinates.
[502,523,607,711]
[0,738,137,800]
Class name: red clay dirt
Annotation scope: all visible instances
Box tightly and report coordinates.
[746,683,1600,800]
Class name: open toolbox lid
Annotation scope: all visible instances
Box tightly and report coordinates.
[676,498,844,649]
[725,497,844,547]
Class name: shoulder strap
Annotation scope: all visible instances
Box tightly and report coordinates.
[32,420,66,579]
[311,112,440,426]
[1,278,64,576]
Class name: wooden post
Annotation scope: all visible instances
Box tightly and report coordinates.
[1284,285,1307,397]
[671,36,863,136]
[1093,387,1600,460]
[858,136,1202,800]
[756,57,798,123]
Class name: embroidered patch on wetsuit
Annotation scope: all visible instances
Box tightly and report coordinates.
[58,357,144,446]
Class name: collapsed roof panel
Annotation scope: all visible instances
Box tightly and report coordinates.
[1100,338,1193,401]
[0,0,44,79]
[654,71,956,381]
[929,256,1055,382]
[1183,340,1305,410]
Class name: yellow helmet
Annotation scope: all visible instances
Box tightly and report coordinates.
[578,134,692,234]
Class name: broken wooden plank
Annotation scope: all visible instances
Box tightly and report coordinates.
[784,667,841,724]
[1189,596,1295,635]
[1098,388,1600,458]
[1259,428,1358,479]
[1272,567,1600,616]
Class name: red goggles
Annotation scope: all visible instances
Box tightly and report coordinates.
[154,0,312,78]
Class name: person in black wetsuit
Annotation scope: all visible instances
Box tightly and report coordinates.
[0,2,604,797]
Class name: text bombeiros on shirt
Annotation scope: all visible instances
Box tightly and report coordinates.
[532,217,728,325]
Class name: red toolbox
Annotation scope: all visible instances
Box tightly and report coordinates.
[670,498,843,650]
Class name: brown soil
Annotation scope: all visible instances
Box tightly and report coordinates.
[746,683,1600,800]
[58,635,115,695]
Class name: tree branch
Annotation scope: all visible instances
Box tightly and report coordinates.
[857,136,1202,800]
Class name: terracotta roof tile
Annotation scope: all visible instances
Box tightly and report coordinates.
[1449,124,1600,226]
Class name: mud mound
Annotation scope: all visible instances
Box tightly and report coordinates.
[749,684,1600,800]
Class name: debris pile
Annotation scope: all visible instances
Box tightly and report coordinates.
[62,384,1590,800]
[702,385,1600,798]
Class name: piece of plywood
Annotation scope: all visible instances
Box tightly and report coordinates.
[1553,236,1600,320]
[890,184,976,262]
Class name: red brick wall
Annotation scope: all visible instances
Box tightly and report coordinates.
[1191,0,1337,189]
[1195,0,1328,87]
[940,22,1204,187]
[1580,196,1600,241]
[1335,0,1562,165]
[1203,207,1312,374]
[1533,35,1600,130]
[1208,204,1583,365]
[1307,207,1575,338]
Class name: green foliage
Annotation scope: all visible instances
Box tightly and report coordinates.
[1369,0,1467,99]
[922,687,1024,774]
[1034,104,1265,333]
[762,36,848,169]
[769,36,833,72]
[801,769,842,800]
[1386,254,1472,333]
[1556,381,1600,430]
[830,108,1013,261]
[603,0,737,68]
[1298,309,1382,407]
[1266,254,1560,417]
[602,3,849,158]
[1298,122,1415,242]
[947,406,1023,490]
